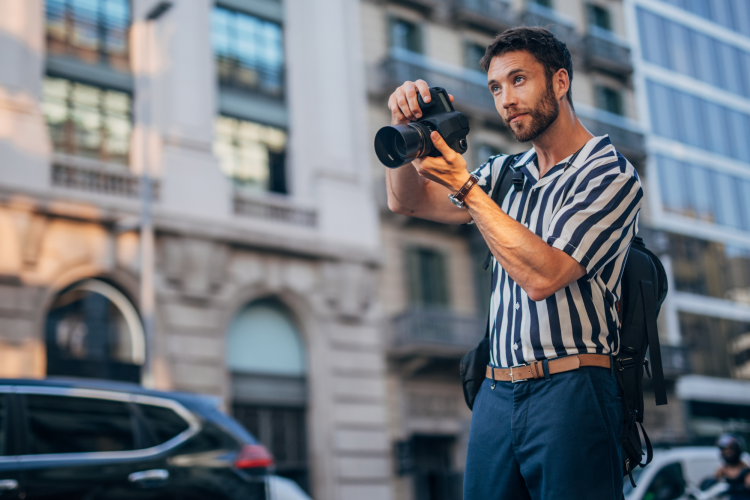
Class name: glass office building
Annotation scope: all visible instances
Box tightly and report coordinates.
[627,0,750,444]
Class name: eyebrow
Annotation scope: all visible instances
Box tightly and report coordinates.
[487,68,526,88]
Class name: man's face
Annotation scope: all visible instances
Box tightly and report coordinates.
[487,50,561,142]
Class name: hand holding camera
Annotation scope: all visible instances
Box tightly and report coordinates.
[375,81,471,170]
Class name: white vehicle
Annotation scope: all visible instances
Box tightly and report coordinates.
[267,475,313,500]
[624,447,722,500]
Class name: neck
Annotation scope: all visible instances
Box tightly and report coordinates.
[531,99,594,177]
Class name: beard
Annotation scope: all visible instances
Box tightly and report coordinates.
[504,80,560,143]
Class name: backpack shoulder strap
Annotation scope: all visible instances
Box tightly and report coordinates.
[482,153,524,270]
[641,280,668,406]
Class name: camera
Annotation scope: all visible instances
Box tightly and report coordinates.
[374,87,470,169]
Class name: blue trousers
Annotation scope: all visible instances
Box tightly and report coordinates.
[463,366,624,500]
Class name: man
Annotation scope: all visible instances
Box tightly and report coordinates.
[714,434,750,499]
[385,27,642,500]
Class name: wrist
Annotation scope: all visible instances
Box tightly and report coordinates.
[451,171,472,193]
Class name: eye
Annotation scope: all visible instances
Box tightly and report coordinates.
[514,76,524,84]
[490,85,500,94]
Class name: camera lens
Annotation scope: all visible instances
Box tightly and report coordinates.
[394,135,407,157]
[374,123,431,168]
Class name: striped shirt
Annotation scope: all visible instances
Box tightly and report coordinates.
[470,135,643,368]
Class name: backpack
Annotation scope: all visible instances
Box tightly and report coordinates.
[459,152,669,488]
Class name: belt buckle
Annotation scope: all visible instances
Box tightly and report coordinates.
[510,363,528,384]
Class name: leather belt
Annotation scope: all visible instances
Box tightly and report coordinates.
[485,354,611,383]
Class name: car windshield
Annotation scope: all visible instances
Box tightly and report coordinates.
[623,466,646,498]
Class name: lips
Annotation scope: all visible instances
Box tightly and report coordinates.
[508,113,527,123]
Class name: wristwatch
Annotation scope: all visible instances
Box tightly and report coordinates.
[449,174,479,208]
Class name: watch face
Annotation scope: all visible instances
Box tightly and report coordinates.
[449,194,464,208]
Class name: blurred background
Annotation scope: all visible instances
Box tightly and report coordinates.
[0,0,748,499]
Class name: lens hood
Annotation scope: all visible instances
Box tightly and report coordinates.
[374,123,428,169]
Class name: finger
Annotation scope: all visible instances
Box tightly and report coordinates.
[388,93,408,123]
[448,94,454,103]
[415,80,431,103]
[430,131,456,161]
[403,82,422,119]
[394,88,417,121]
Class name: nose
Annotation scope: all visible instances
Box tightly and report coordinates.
[501,86,517,109]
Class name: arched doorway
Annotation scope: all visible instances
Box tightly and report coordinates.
[45,279,144,383]
[226,299,309,492]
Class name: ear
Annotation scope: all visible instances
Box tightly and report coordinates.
[554,68,569,102]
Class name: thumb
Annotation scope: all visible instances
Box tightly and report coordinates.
[430,131,455,159]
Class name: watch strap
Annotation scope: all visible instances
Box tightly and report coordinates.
[452,174,479,205]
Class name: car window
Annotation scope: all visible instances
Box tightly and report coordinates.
[25,394,134,454]
[137,403,189,445]
[644,462,685,500]
[0,395,5,456]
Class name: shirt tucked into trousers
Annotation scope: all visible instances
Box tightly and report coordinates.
[463,135,642,500]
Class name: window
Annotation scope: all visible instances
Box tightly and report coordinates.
[406,248,449,308]
[43,76,131,165]
[137,404,189,445]
[659,0,750,38]
[668,233,750,302]
[681,312,750,379]
[214,116,287,193]
[647,81,750,164]
[25,394,134,454]
[587,4,610,31]
[233,405,307,491]
[644,462,685,500]
[594,86,623,116]
[390,18,422,54]
[212,7,284,97]
[465,42,486,71]
[46,0,130,71]
[530,0,553,8]
[637,8,750,99]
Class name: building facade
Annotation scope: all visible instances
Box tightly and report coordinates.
[625,0,750,446]
[0,1,393,499]
[362,0,645,498]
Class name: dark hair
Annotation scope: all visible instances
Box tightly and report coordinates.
[479,26,574,104]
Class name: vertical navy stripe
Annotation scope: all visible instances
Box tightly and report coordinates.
[564,286,588,353]
[545,294,568,358]
[513,283,526,364]
[577,279,605,353]
[504,277,516,367]
[527,297,545,360]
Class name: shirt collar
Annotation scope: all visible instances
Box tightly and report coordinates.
[514,135,611,188]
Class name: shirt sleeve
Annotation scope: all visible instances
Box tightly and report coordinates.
[470,155,502,197]
[546,162,643,280]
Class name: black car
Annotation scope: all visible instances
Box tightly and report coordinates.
[0,378,274,499]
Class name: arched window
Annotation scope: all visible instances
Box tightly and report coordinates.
[227,299,309,493]
[45,279,144,383]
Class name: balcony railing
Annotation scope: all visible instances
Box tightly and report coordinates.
[522,3,581,51]
[575,104,646,163]
[584,27,633,76]
[52,162,158,200]
[233,192,317,227]
[391,308,484,355]
[452,0,518,33]
[380,49,496,118]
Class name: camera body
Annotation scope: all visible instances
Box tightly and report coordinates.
[374,87,470,169]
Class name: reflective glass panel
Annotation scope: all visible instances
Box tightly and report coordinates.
[713,172,743,229]
[138,404,189,445]
[42,77,131,165]
[25,394,134,454]
[658,156,690,216]
[685,164,714,222]
[45,0,130,70]
[212,7,284,97]
[214,116,287,193]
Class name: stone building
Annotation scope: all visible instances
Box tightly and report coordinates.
[0,0,392,499]
[362,0,645,498]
